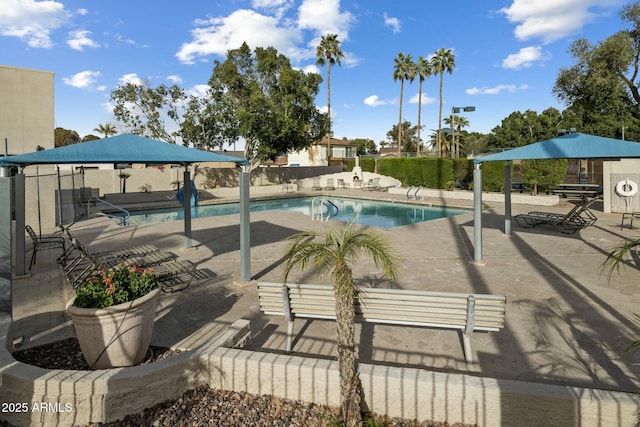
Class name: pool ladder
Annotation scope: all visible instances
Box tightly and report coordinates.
[88,197,130,226]
[311,198,339,222]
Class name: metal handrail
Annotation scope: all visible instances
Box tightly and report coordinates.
[88,197,130,226]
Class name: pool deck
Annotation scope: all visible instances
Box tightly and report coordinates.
[10,187,640,394]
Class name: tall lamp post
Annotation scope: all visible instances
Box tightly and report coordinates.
[451,106,475,158]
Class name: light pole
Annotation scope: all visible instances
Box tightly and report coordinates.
[451,106,475,158]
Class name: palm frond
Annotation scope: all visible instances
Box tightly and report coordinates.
[601,238,640,282]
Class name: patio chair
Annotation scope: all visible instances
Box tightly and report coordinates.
[337,178,349,189]
[312,177,322,191]
[363,177,380,191]
[514,197,598,234]
[26,225,66,270]
[324,178,336,190]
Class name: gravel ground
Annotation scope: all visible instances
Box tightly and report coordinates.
[10,339,476,427]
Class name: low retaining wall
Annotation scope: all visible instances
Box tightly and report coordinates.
[0,317,251,427]
[388,187,560,206]
[1,316,637,426]
[202,347,638,427]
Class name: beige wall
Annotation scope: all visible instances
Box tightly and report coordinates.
[0,65,54,154]
[603,159,640,213]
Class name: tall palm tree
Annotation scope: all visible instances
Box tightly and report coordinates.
[393,52,415,157]
[282,217,398,427]
[316,34,344,165]
[93,123,117,138]
[431,48,455,158]
[443,114,470,158]
[414,56,432,156]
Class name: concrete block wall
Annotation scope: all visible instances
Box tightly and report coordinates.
[1,315,637,426]
[202,347,639,427]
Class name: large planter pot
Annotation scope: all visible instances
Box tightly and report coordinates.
[66,288,160,369]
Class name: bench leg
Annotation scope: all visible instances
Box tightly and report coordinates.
[285,320,295,353]
[461,331,474,371]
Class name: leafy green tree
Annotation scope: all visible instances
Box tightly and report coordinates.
[431,48,455,157]
[54,127,80,147]
[553,2,640,140]
[487,108,576,150]
[282,218,398,427]
[208,43,328,167]
[386,121,420,153]
[414,56,432,156]
[93,123,117,138]
[316,34,344,164]
[82,134,100,142]
[393,52,415,157]
[352,138,377,155]
[111,82,187,144]
[520,159,568,194]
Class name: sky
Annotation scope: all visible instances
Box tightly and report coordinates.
[0,0,630,148]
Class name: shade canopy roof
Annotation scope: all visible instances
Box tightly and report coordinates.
[474,132,640,163]
[0,133,248,167]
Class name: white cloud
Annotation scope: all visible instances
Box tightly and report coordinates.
[176,9,302,64]
[62,70,100,88]
[409,93,435,105]
[188,84,210,97]
[118,73,143,86]
[501,46,548,69]
[302,64,320,74]
[167,75,183,84]
[298,0,353,39]
[500,0,619,43]
[384,12,401,33]
[0,0,71,48]
[67,29,99,51]
[466,84,529,95]
[364,95,386,107]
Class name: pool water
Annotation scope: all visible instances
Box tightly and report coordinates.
[128,197,468,229]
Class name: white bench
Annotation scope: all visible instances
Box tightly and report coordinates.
[257,281,507,370]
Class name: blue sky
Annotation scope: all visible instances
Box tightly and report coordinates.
[1,0,628,147]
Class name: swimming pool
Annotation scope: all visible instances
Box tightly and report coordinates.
[128,197,468,229]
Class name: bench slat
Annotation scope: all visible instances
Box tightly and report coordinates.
[257,281,507,370]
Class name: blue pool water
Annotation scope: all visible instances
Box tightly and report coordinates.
[128,197,468,229]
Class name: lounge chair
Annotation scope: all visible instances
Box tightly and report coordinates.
[514,197,598,234]
[324,178,336,190]
[363,177,380,191]
[337,178,349,189]
[26,225,66,270]
[312,177,322,191]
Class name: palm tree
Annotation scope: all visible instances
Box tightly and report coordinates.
[393,53,415,157]
[93,123,117,138]
[282,217,398,427]
[431,48,455,158]
[443,114,470,158]
[601,239,640,356]
[316,34,344,165]
[414,56,432,156]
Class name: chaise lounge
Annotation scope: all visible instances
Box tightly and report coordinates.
[514,197,599,234]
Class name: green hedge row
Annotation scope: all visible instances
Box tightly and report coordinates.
[346,157,516,191]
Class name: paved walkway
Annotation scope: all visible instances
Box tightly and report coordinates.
[11,189,640,394]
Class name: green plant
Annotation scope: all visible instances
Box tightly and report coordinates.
[74,262,159,309]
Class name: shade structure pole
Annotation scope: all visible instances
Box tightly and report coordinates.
[183,167,192,249]
[473,163,483,264]
[504,161,512,236]
[14,171,25,277]
[240,168,251,283]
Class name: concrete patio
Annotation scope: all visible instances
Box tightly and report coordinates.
[4,188,640,425]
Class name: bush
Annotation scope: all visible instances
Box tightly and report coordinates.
[74,263,159,309]
[521,159,568,194]
[480,161,510,192]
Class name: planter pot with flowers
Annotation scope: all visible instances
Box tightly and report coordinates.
[66,262,160,369]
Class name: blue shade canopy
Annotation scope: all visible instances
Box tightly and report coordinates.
[0,133,248,166]
[474,132,640,163]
